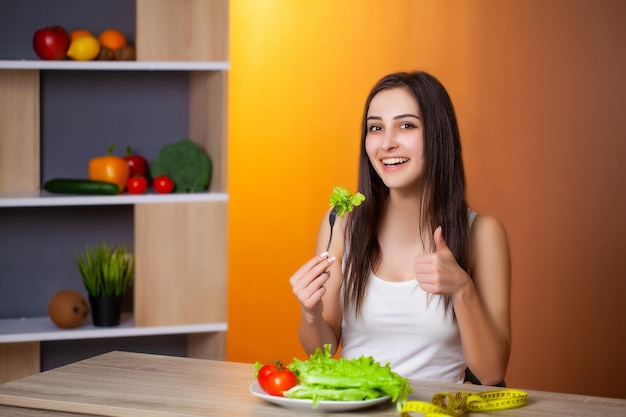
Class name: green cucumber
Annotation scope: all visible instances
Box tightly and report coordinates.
[43,179,120,195]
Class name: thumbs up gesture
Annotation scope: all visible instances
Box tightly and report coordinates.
[414,226,467,295]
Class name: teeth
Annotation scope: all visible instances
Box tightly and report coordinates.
[382,157,409,165]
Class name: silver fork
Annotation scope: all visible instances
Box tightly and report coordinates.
[326,207,338,251]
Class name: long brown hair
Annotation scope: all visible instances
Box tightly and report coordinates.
[343,71,469,316]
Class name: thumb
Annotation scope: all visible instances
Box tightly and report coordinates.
[434,226,448,252]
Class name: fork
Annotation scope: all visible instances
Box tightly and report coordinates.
[326,207,338,251]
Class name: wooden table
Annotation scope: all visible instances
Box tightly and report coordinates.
[0,351,624,416]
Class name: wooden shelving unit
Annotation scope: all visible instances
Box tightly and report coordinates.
[0,61,229,71]
[0,191,228,208]
[0,315,228,344]
[0,0,229,383]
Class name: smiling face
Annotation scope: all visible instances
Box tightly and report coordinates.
[365,86,424,193]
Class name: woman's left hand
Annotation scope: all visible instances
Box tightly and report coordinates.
[413,226,470,296]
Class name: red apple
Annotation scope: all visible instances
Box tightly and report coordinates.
[33,26,70,60]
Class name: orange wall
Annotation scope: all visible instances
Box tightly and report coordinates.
[227,0,626,398]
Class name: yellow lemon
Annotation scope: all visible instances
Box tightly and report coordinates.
[67,35,101,61]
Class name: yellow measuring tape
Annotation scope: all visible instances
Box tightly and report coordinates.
[401,389,529,416]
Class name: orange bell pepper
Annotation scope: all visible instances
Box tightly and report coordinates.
[88,144,130,193]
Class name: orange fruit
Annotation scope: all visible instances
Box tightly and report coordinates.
[70,29,94,41]
[98,29,127,51]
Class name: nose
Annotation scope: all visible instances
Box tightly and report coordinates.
[379,129,399,151]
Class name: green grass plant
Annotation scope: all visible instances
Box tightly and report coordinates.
[77,243,134,297]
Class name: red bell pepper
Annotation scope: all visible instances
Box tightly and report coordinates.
[124,147,149,178]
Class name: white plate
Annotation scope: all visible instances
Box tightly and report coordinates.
[249,381,391,412]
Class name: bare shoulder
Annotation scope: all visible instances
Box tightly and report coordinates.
[325,208,351,237]
[331,210,350,251]
[471,214,508,246]
[469,214,511,278]
[335,209,350,229]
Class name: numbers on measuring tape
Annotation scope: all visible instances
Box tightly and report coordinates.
[400,389,528,417]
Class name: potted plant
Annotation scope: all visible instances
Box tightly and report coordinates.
[77,243,134,327]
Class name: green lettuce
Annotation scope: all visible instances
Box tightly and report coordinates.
[284,345,412,410]
[329,186,365,217]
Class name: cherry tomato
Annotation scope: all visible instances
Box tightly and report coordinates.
[257,362,280,391]
[153,175,174,193]
[256,361,297,397]
[264,369,297,397]
[126,176,148,194]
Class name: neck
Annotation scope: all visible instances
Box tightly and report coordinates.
[387,188,420,215]
[382,189,423,238]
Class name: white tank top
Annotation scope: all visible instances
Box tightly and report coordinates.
[339,209,476,382]
[340,274,465,382]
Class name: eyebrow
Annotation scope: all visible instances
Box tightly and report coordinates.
[366,113,421,121]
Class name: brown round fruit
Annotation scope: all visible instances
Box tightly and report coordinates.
[48,289,90,329]
[97,46,115,61]
[114,45,136,61]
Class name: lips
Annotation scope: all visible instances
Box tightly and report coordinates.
[382,157,409,166]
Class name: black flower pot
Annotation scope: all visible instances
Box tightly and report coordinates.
[88,295,123,327]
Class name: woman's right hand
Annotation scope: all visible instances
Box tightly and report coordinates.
[289,252,336,322]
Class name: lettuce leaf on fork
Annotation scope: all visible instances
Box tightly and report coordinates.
[329,186,365,217]
[284,345,412,410]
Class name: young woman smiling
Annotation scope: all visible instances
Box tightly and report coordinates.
[289,71,511,386]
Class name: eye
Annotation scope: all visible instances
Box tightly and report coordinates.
[400,122,416,129]
[367,124,382,132]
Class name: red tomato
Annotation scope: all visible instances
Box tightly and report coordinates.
[256,361,297,397]
[153,176,174,193]
[264,369,297,397]
[126,176,148,194]
[257,362,280,391]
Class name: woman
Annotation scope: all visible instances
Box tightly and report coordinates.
[289,71,511,385]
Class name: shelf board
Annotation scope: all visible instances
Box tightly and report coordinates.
[0,314,228,343]
[0,60,229,71]
[0,191,228,208]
